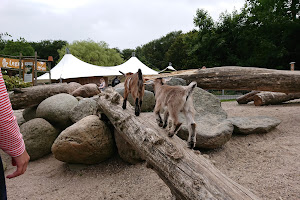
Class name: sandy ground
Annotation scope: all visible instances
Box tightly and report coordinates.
[4,101,300,200]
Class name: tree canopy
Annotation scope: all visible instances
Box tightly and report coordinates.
[58,39,124,66]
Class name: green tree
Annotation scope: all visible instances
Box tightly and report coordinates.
[1,38,34,56]
[30,40,68,64]
[58,39,124,66]
[121,48,135,61]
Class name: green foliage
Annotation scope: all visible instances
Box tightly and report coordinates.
[2,75,32,91]
[121,48,135,61]
[58,39,124,66]
[29,40,68,64]
[1,38,34,56]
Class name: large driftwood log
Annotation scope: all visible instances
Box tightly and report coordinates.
[9,82,81,109]
[147,67,300,93]
[253,92,300,106]
[97,88,259,200]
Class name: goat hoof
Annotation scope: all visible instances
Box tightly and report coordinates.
[122,105,126,109]
[158,122,163,127]
[187,141,195,149]
[162,123,167,129]
[135,111,140,116]
[168,132,175,137]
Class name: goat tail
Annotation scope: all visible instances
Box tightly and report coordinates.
[137,69,144,92]
[186,81,197,101]
[137,69,143,80]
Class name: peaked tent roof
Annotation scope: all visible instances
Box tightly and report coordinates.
[108,57,158,75]
[38,54,158,80]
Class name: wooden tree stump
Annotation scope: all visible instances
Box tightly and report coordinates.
[97,88,260,200]
[236,91,260,104]
[9,82,81,110]
[253,92,300,106]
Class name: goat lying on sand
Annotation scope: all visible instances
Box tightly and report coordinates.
[121,69,145,116]
[153,78,197,149]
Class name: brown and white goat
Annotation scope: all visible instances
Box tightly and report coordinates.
[122,69,145,116]
[153,78,197,149]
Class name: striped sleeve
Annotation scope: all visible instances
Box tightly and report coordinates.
[0,70,25,157]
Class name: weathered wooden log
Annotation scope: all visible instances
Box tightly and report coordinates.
[147,67,300,93]
[253,92,300,106]
[9,82,81,110]
[97,88,260,200]
[236,91,260,104]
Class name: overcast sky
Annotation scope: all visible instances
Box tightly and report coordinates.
[1,0,244,50]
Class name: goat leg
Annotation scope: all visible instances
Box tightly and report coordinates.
[163,111,169,129]
[135,98,140,116]
[187,123,196,149]
[122,98,127,109]
[168,123,182,137]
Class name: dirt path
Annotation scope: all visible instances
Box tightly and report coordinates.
[4,101,300,200]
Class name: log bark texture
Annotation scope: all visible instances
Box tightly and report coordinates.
[236,91,260,104]
[97,88,260,200]
[147,67,300,93]
[253,92,300,106]
[9,83,81,110]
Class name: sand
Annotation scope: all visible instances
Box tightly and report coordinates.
[4,101,300,200]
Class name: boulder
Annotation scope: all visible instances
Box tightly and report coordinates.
[13,109,26,126]
[36,93,78,129]
[71,83,100,98]
[52,115,114,164]
[20,118,59,160]
[114,129,144,164]
[69,98,98,123]
[177,87,233,149]
[23,105,38,122]
[116,88,155,112]
[228,116,281,134]
[67,82,82,94]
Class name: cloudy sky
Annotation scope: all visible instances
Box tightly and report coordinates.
[1,0,244,50]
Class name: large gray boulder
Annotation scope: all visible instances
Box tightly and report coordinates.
[177,87,233,149]
[116,88,155,112]
[69,98,98,123]
[114,129,144,164]
[228,116,281,134]
[36,93,78,129]
[71,83,100,98]
[20,118,59,160]
[13,109,26,126]
[52,115,114,164]
[23,105,37,122]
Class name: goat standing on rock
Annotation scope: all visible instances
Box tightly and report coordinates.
[122,69,145,116]
[153,78,197,149]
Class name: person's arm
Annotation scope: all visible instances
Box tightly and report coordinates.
[0,71,30,178]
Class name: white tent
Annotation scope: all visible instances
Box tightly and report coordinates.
[38,54,158,80]
[108,56,158,75]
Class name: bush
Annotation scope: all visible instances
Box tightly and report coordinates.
[3,75,32,91]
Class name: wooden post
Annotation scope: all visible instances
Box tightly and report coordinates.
[34,51,37,86]
[19,53,22,79]
[47,61,52,84]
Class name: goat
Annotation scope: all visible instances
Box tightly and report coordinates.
[153,78,197,149]
[121,69,145,116]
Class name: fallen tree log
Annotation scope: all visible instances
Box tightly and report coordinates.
[236,91,260,104]
[253,92,300,106]
[147,67,300,93]
[9,82,81,110]
[97,88,259,200]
